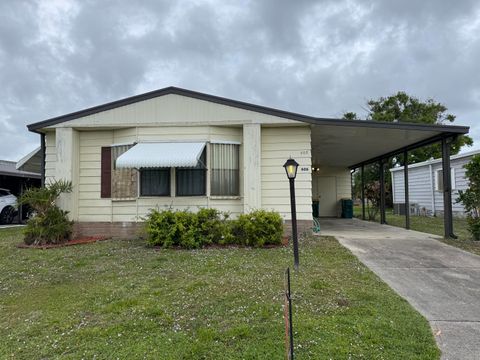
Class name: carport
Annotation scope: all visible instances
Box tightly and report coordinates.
[0,150,41,222]
[305,118,469,238]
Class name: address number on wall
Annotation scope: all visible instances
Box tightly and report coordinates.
[299,167,310,173]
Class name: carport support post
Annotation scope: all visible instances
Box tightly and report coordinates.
[361,164,366,220]
[379,160,386,224]
[404,150,410,230]
[441,137,456,238]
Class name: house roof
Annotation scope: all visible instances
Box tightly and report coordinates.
[16,147,41,171]
[390,149,480,172]
[27,86,469,135]
[26,86,470,169]
[0,160,40,179]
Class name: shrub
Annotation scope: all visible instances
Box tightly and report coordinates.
[18,180,73,245]
[24,207,73,245]
[145,209,202,249]
[234,210,283,247]
[144,208,283,248]
[197,208,230,245]
[457,154,480,240]
[467,217,480,240]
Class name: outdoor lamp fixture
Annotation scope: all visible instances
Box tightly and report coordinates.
[283,158,300,270]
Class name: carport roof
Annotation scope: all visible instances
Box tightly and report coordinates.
[26,86,469,169]
[309,120,469,169]
[0,160,40,179]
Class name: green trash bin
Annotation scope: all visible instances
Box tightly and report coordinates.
[341,199,353,219]
[312,200,319,218]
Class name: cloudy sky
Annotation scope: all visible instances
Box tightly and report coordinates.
[1,0,479,161]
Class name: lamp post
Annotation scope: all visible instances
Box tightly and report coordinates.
[284,158,299,271]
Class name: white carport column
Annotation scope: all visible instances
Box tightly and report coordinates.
[55,127,79,220]
[243,124,261,212]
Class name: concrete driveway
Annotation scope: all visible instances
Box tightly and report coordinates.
[320,218,480,360]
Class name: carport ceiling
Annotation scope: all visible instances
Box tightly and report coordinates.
[309,120,469,168]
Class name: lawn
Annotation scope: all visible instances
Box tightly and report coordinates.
[354,205,480,256]
[0,227,439,359]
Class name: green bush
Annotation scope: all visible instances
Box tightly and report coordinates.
[457,154,480,240]
[196,208,231,245]
[467,216,480,240]
[24,207,73,245]
[234,210,283,247]
[18,180,74,245]
[144,208,283,248]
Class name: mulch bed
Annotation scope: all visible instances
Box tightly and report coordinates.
[17,236,111,249]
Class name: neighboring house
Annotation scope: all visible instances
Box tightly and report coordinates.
[390,150,480,217]
[26,87,468,238]
[0,150,42,222]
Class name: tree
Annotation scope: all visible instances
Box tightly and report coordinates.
[348,92,472,216]
[457,155,480,240]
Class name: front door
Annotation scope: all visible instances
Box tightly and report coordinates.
[317,176,337,217]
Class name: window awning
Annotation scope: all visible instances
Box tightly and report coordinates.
[116,142,206,169]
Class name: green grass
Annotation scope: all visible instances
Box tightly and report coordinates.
[0,227,439,359]
[354,205,480,256]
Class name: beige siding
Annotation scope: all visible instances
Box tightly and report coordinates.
[75,126,244,222]
[78,131,114,221]
[114,128,137,144]
[45,131,56,184]
[49,94,299,129]
[261,127,312,220]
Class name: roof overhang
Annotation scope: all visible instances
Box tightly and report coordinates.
[116,142,206,169]
[310,120,469,169]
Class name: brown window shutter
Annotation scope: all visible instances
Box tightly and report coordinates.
[101,147,112,198]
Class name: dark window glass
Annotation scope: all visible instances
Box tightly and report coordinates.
[140,169,170,196]
[176,149,206,196]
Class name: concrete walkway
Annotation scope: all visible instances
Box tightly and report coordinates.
[320,218,480,360]
[0,224,24,229]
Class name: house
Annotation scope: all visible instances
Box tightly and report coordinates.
[26,87,469,238]
[390,150,480,217]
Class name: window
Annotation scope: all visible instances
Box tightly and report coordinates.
[435,168,456,191]
[210,143,240,196]
[140,169,170,196]
[108,145,138,199]
[101,145,139,199]
[176,149,206,196]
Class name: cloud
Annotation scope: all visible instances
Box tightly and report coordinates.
[0,0,479,161]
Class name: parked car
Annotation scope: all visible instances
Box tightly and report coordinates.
[0,188,17,224]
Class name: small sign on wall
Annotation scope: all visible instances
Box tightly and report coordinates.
[298,166,310,173]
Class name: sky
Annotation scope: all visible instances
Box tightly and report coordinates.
[1,0,479,161]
